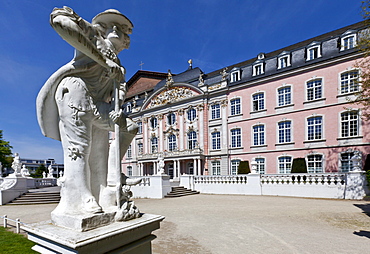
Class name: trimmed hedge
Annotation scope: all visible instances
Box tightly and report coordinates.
[291,158,307,173]
[238,161,250,174]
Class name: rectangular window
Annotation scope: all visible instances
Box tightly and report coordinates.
[340,70,359,94]
[230,98,241,116]
[307,116,322,140]
[127,166,133,176]
[126,145,132,158]
[252,93,265,111]
[307,46,320,60]
[278,121,291,143]
[341,35,356,51]
[137,121,142,134]
[231,128,241,148]
[341,111,359,137]
[168,134,177,151]
[253,125,265,146]
[278,87,291,106]
[151,137,158,153]
[306,79,322,101]
[231,71,240,82]
[253,64,264,76]
[256,158,265,174]
[278,156,292,174]
[211,104,221,119]
[278,56,290,69]
[230,160,240,175]
[138,143,143,155]
[307,155,323,173]
[340,152,354,172]
[212,161,221,175]
[212,132,221,150]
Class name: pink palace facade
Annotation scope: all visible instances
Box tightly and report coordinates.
[122,21,370,178]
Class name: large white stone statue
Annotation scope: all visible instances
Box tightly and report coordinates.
[36,6,140,228]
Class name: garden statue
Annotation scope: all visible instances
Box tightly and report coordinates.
[36,6,140,225]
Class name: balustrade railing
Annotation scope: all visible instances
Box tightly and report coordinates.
[137,177,151,186]
[194,175,248,184]
[260,173,346,185]
[34,178,57,188]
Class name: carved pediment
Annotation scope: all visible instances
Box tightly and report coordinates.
[148,86,196,109]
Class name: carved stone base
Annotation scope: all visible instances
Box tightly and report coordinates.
[22,213,164,254]
[51,208,117,232]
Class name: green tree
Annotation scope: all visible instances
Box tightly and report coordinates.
[31,164,47,178]
[0,130,13,169]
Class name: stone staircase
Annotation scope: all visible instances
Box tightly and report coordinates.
[8,189,60,205]
[165,186,200,198]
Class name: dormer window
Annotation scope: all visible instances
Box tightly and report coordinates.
[340,30,357,51]
[126,102,132,113]
[230,68,241,82]
[253,63,264,76]
[278,52,291,69]
[306,43,321,61]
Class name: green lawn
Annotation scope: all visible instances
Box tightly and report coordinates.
[0,227,36,253]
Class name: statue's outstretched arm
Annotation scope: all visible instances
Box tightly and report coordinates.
[50,6,115,70]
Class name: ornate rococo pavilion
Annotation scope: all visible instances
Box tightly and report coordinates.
[122,21,370,179]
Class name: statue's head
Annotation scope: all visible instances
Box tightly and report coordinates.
[92,9,133,52]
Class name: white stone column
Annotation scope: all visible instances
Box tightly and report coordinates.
[178,109,184,150]
[221,100,228,154]
[193,158,197,176]
[198,158,202,175]
[143,118,148,154]
[177,160,181,177]
[158,114,164,152]
[198,105,204,150]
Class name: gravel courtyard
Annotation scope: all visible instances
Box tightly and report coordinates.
[0,194,369,254]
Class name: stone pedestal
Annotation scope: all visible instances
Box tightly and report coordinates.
[22,213,164,254]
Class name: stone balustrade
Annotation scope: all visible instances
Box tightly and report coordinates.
[260,173,346,185]
[194,175,248,184]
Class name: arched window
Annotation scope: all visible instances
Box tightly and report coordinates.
[167,112,176,125]
[150,117,158,129]
[278,156,292,174]
[211,131,221,150]
[307,154,323,173]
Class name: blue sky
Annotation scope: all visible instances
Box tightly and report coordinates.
[0,0,363,163]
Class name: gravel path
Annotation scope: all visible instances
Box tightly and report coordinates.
[0,194,369,254]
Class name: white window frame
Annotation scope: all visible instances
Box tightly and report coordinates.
[212,161,221,175]
[187,107,197,121]
[187,130,197,150]
[137,121,143,134]
[339,149,361,172]
[230,97,241,116]
[255,157,266,174]
[230,128,242,148]
[339,69,360,95]
[340,32,357,51]
[230,69,241,83]
[211,103,221,120]
[306,115,323,141]
[211,131,221,150]
[252,92,265,111]
[278,156,292,174]
[253,63,264,76]
[277,53,291,69]
[306,78,323,101]
[138,142,143,155]
[230,159,240,175]
[150,117,158,129]
[306,44,321,61]
[127,166,133,176]
[168,134,177,151]
[277,120,292,144]
[126,145,132,158]
[167,112,176,125]
[307,154,324,173]
[277,85,292,107]
[252,124,265,146]
[340,110,359,138]
[151,137,158,153]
